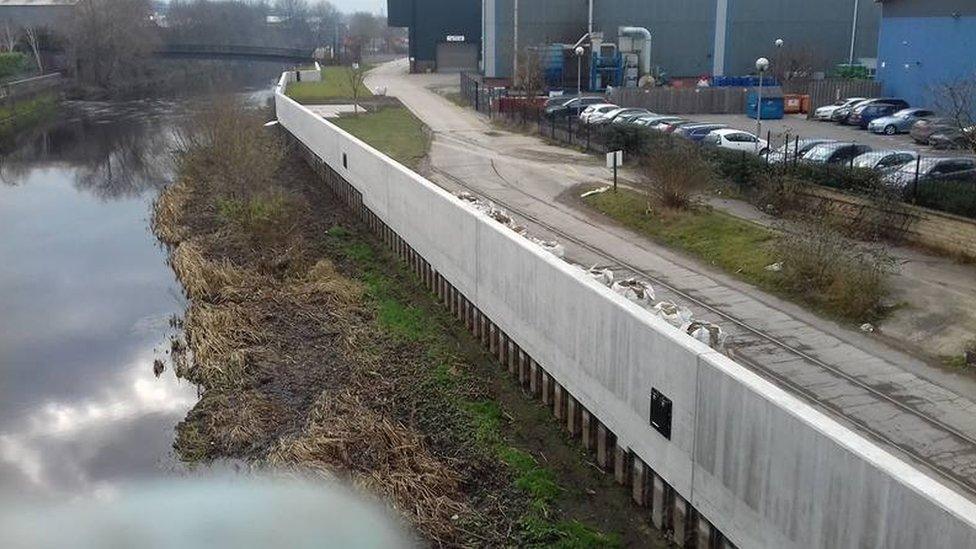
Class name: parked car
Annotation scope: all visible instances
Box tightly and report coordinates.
[632,115,683,128]
[852,150,918,171]
[929,126,974,150]
[588,107,649,126]
[579,103,618,124]
[867,108,937,135]
[764,138,837,163]
[674,123,728,142]
[814,97,866,121]
[833,98,909,125]
[910,117,955,145]
[610,109,655,126]
[652,119,694,133]
[545,96,606,119]
[884,156,976,189]
[849,103,902,129]
[801,142,873,164]
[701,129,769,153]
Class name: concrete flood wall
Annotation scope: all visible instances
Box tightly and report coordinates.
[274,76,976,548]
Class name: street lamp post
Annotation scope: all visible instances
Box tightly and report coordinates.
[575,46,585,109]
[755,57,770,152]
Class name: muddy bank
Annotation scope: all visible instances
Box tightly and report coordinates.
[154,102,664,546]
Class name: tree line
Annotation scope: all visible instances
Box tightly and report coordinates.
[0,0,400,90]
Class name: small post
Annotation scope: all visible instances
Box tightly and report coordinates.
[794,135,800,165]
[912,155,921,204]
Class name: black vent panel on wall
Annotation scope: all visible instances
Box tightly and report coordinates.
[649,388,672,440]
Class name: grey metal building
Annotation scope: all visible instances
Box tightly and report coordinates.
[388,0,482,72]
[483,0,881,80]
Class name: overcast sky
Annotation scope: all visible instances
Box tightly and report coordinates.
[331,0,385,15]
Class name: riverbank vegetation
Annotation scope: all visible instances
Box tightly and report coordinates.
[155,100,661,546]
[0,92,58,143]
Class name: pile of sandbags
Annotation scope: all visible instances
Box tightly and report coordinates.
[457,192,564,259]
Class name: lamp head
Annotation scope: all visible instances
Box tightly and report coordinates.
[574,46,585,56]
[756,57,770,72]
[774,38,784,48]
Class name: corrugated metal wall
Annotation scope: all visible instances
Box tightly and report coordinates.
[389,0,482,68]
[724,0,880,77]
[482,0,882,79]
[593,0,717,78]
[487,0,588,78]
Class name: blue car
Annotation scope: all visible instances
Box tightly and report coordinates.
[849,103,902,129]
[674,123,728,142]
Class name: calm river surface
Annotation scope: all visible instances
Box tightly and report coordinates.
[0,62,286,498]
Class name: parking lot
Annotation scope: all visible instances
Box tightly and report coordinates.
[699,113,961,158]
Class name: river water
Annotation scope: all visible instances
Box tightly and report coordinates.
[0,62,286,499]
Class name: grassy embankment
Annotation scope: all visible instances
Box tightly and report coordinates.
[285,65,374,103]
[155,100,660,546]
[0,92,59,142]
[584,187,892,322]
[286,65,429,172]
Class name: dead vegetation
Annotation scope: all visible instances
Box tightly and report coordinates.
[153,99,579,546]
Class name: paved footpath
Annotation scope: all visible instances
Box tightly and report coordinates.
[365,59,976,497]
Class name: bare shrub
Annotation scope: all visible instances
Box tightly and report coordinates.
[776,218,894,320]
[174,100,284,201]
[640,141,714,209]
[753,171,807,215]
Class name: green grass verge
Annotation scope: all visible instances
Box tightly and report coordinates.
[332,106,430,172]
[0,92,58,141]
[326,224,618,547]
[285,65,373,103]
[585,188,779,287]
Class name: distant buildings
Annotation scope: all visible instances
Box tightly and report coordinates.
[876,0,976,107]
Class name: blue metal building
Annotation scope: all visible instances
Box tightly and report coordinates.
[876,0,976,108]
[387,0,482,72]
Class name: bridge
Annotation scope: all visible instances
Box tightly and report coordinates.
[154,44,315,62]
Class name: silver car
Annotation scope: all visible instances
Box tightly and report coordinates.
[852,150,918,171]
[814,97,866,121]
[867,108,937,135]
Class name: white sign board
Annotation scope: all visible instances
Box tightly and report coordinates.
[446,35,466,42]
[606,150,623,168]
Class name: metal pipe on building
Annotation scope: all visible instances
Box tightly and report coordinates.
[618,26,652,76]
[849,0,860,65]
[588,0,593,35]
[513,0,519,86]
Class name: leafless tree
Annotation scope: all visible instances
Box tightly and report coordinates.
[932,76,976,154]
[346,11,381,62]
[0,22,17,53]
[347,62,366,113]
[67,0,159,89]
[770,42,829,83]
[514,48,544,95]
[23,26,41,72]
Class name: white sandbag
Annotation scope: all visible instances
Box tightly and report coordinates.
[587,266,614,286]
[653,300,693,329]
[531,238,565,258]
[687,321,728,350]
[611,278,656,307]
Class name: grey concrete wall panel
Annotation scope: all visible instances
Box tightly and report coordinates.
[724,0,881,75]
[275,74,976,547]
[694,351,976,548]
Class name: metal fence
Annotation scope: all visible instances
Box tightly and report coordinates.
[489,105,976,220]
[609,86,750,115]
[806,79,883,117]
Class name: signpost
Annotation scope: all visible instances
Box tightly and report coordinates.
[606,150,623,191]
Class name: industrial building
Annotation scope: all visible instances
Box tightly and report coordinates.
[876,0,976,108]
[482,0,881,85]
[387,0,482,73]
